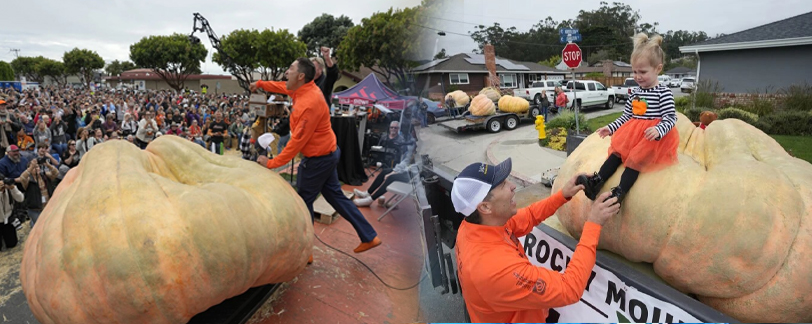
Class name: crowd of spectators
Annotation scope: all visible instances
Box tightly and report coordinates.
[0,85,277,248]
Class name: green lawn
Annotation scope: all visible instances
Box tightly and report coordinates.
[770,135,812,163]
[587,112,623,131]
[585,113,812,164]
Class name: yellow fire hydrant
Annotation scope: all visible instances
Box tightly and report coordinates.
[535,115,546,139]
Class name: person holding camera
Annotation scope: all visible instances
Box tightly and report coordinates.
[19,143,59,228]
[0,177,24,251]
[0,99,22,156]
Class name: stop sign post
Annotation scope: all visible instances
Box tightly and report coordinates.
[562,43,582,134]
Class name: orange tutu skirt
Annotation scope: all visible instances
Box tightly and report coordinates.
[609,118,679,173]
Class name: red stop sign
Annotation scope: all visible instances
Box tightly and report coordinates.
[562,43,582,69]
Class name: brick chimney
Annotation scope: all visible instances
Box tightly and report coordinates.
[602,60,613,77]
[484,44,500,92]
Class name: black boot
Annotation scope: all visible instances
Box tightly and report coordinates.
[576,172,604,201]
[604,186,625,206]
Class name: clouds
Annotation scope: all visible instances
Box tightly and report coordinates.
[0,0,422,74]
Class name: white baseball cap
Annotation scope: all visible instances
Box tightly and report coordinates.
[257,133,276,150]
[451,158,512,216]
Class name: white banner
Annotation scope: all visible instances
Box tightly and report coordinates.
[519,227,700,323]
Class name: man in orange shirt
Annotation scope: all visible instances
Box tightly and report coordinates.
[450,158,619,323]
[249,58,381,258]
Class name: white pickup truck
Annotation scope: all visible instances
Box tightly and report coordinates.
[562,80,615,110]
[513,80,562,105]
[612,78,638,102]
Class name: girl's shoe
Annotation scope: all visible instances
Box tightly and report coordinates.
[604,186,625,206]
[576,172,604,201]
[353,197,373,207]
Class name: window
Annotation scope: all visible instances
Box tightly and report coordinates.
[406,73,415,82]
[596,83,606,91]
[547,81,557,87]
[449,73,469,85]
[499,73,517,88]
[588,83,596,91]
[529,74,539,82]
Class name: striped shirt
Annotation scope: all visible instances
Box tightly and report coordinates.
[607,84,677,140]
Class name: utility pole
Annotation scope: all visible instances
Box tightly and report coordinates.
[9,49,20,58]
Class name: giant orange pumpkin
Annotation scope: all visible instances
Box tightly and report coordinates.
[21,136,313,324]
[551,113,812,322]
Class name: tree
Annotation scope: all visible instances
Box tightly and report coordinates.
[63,48,105,86]
[212,29,261,86]
[433,48,447,60]
[587,49,614,66]
[255,29,307,81]
[105,60,137,76]
[0,61,14,81]
[298,14,354,55]
[338,6,420,91]
[10,56,47,84]
[36,59,69,86]
[130,33,208,92]
[539,55,560,68]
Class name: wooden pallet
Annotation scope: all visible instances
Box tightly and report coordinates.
[313,190,354,225]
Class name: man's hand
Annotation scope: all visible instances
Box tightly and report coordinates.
[320,47,331,58]
[644,127,659,141]
[561,173,586,199]
[587,192,621,226]
[249,82,259,93]
[257,155,269,168]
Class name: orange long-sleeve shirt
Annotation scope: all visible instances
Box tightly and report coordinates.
[256,80,337,169]
[455,190,601,323]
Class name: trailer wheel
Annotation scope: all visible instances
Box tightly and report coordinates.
[530,106,541,119]
[505,116,519,130]
[487,119,502,133]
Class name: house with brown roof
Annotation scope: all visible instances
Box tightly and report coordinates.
[103,69,236,93]
[411,53,568,100]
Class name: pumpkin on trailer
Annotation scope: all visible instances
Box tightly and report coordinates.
[551,113,812,323]
[497,95,530,113]
[469,94,496,116]
[21,136,313,324]
[479,87,501,102]
[445,90,470,107]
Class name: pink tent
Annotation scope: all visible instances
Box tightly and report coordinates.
[333,74,407,110]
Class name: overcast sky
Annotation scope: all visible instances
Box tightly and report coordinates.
[421,0,812,59]
[0,0,421,75]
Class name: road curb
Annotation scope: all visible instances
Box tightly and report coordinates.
[485,132,539,187]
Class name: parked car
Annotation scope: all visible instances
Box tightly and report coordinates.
[680,77,696,93]
[657,75,672,86]
[513,80,562,106]
[612,78,638,102]
[667,78,682,88]
[562,80,615,110]
[403,96,445,124]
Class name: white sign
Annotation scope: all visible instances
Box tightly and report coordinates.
[519,227,700,323]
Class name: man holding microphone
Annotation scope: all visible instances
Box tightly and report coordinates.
[250,58,381,263]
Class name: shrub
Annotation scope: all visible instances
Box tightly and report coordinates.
[717,107,759,126]
[675,96,690,113]
[546,110,588,132]
[692,79,724,108]
[755,111,812,136]
[780,82,812,112]
[683,106,708,122]
[744,97,775,116]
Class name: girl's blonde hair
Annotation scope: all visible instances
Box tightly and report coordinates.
[631,33,665,68]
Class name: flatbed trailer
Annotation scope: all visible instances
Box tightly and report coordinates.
[438,104,543,133]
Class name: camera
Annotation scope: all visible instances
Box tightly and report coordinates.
[2,178,14,186]
[37,156,48,164]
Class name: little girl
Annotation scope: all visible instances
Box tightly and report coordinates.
[577,33,679,205]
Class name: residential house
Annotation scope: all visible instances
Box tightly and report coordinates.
[412,53,568,99]
[664,67,696,80]
[573,61,634,78]
[103,69,235,93]
[680,11,812,93]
